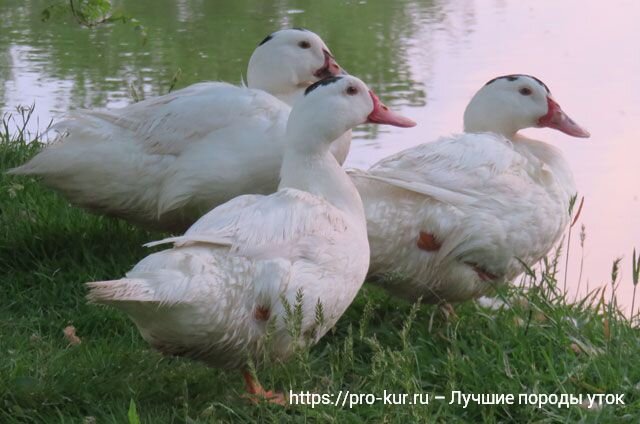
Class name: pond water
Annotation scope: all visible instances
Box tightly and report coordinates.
[1,0,639,309]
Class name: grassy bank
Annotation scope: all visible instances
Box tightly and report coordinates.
[1,109,639,423]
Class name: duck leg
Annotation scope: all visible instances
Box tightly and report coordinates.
[439,302,458,320]
[242,370,286,405]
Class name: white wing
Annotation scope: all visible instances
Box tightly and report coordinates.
[147,188,350,261]
[361,132,545,204]
[54,82,289,156]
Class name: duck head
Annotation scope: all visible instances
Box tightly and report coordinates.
[285,75,416,150]
[247,28,344,105]
[463,74,590,139]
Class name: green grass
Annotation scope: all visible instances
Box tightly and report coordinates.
[1,108,639,423]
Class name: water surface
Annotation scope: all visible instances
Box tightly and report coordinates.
[2,0,639,308]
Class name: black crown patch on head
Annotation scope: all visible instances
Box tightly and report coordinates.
[304,76,343,96]
[258,28,309,46]
[258,33,274,46]
[485,74,550,93]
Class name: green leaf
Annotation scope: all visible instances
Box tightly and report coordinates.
[128,399,141,424]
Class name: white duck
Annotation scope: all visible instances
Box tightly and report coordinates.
[350,75,589,303]
[86,75,415,403]
[9,28,350,232]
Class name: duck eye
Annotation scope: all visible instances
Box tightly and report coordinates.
[519,87,532,96]
[298,41,311,49]
[346,86,358,96]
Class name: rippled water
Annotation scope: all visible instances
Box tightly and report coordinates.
[2,0,639,308]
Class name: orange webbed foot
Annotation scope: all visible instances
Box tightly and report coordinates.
[242,370,287,405]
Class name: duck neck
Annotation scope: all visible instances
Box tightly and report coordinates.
[464,122,574,194]
[280,142,364,220]
[511,133,575,194]
[246,76,305,107]
[464,121,519,141]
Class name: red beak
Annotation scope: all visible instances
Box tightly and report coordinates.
[314,50,345,78]
[366,91,416,128]
[538,97,590,138]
